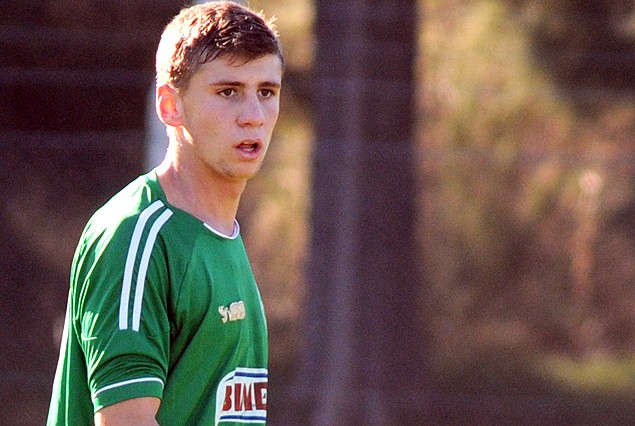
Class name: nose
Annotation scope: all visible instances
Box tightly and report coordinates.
[238,94,265,127]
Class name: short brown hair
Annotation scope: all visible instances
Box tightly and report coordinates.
[156,1,283,91]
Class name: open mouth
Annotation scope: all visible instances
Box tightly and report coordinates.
[237,140,260,153]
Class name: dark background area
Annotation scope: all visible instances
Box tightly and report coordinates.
[1,1,180,423]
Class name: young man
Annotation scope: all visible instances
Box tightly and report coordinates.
[47,2,284,425]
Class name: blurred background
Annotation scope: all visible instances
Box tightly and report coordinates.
[3,0,635,424]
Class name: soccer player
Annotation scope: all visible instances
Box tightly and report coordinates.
[46,2,284,424]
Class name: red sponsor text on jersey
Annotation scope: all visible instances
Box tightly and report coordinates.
[222,381,267,412]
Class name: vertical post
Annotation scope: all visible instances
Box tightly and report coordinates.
[302,0,424,423]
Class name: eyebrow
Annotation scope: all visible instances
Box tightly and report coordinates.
[210,80,281,87]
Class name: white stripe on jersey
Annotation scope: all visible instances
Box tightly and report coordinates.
[119,200,171,331]
[93,377,164,399]
[131,208,173,331]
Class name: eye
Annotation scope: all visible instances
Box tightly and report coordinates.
[218,88,236,97]
[259,88,276,98]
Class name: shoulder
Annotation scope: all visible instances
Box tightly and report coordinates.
[91,174,161,227]
[84,173,166,232]
[73,173,174,262]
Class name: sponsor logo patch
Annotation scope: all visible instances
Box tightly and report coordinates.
[219,301,246,323]
[216,367,268,424]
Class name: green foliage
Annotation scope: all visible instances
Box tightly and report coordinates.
[420,0,635,397]
[537,354,635,395]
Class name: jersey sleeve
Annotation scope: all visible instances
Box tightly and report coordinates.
[71,204,175,413]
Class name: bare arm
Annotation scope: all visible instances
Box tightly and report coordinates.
[94,397,161,426]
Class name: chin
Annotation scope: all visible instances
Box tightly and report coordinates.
[230,168,261,181]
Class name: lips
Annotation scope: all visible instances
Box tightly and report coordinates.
[238,142,257,152]
[236,139,262,156]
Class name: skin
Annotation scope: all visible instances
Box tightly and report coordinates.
[156,54,283,235]
[94,397,160,426]
[93,54,283,424]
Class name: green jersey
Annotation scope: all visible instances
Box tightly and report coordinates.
[47,171,268,425]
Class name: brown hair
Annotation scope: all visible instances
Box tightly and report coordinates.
[156,1,283,91]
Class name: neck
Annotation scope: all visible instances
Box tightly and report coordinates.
[156,155,246,236]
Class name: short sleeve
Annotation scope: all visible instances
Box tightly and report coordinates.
[72,208,173,413]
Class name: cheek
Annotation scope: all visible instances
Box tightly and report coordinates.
[190,110,225,134]
[267,106,280,125]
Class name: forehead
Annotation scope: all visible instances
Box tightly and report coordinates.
[191,54,283,85]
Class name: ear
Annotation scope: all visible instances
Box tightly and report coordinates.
[156,84,185,127]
